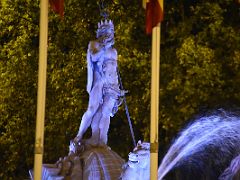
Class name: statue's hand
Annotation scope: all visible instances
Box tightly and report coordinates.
[120,90,128,97]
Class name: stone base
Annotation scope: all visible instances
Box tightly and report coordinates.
[30,142,125,180]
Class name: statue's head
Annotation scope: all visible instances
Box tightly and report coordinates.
[127,141,150,169]
[96,19,114,45]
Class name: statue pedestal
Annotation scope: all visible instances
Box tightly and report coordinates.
[30,142,125,180]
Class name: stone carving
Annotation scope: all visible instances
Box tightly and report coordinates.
[56,20,127,178]
[120,141,150,180]
[29,20,127,180]
[33,141,124,180]
[75,20,124,146]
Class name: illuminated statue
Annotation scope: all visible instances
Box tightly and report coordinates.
[120,141,150,180]
[31,20,126,180]
[75,20,124,145]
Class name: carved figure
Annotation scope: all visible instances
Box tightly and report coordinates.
[120,141,150,180]
[39,144,124,180]
[75,20,123,145]
[30,20,126,180]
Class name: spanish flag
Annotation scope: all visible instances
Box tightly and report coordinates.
[49,0,64,18]
[145,0,163,34]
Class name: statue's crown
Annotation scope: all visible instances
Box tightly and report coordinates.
[97,19,114,31]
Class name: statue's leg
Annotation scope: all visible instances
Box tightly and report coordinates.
[99,96,115,144]
[76,83,102,141]
[88,106,102,145]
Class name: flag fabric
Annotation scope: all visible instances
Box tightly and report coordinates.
[49,0,64,18]
[146,0,163,34]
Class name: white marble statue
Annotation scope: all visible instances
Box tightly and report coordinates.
[31,20,126,180]
[75,20,124,146]
[120,141,150,180]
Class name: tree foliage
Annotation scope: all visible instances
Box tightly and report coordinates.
[0,0,239,178]
[160,0,240,144]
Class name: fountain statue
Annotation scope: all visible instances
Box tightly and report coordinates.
[29,20,129,180]
[74,19,125,146]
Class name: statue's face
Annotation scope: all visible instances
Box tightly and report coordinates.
[96,25,114,45]
[103,32,114,45]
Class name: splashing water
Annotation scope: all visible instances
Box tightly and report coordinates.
[158,113,240,180]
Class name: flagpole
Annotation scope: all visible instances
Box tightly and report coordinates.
[150,23,160,180]
[34,0,49,179]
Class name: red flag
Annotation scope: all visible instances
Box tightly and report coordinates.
[146,0,163,34]
[49,0,64,18]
